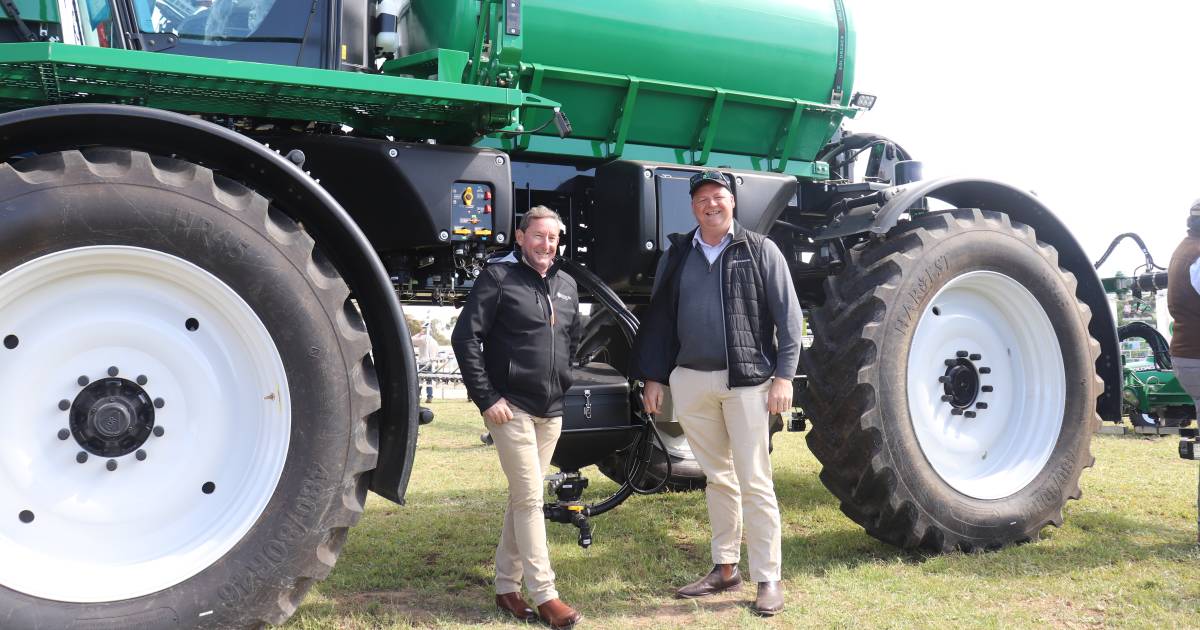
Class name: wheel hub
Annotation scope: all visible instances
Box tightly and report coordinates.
[937,351,993,418]
[70,378,155,457]
[942,359,979,408]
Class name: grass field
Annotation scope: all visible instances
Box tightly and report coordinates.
[287,401,1200,629]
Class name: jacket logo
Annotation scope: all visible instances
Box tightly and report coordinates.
[556,291,572,301]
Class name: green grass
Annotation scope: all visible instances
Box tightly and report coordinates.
[286,401,1200,629]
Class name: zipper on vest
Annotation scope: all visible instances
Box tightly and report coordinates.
[719,244,732,389]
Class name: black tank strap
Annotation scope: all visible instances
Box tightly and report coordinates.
[830,0,847,105]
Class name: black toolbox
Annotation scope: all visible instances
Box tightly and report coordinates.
[552,362,640,470]
[562,362,631,430]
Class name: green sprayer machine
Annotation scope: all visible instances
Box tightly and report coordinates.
[1096,236,1195,429]
[0,1,1181,627]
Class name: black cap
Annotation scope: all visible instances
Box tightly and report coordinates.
[689,169,732,196]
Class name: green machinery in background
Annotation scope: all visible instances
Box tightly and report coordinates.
[0,1,1141,628]
[1102,268,1196,428]
[1123,364,1195,428]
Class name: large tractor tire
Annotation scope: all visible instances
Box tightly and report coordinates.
[0,150,380,628]
[802,209,1101,552]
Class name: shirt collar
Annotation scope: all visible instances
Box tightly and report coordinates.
[518,250,558,278]
[692,223,735,249]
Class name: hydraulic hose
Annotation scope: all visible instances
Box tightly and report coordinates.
[1118,321,1173,371]
[558,258,638,345]
[557,258,671,516]
[817,132,912,181]
[1093,232,1165,271]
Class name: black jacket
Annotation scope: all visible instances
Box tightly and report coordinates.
[631,223,776,387]
[452,253,582,417]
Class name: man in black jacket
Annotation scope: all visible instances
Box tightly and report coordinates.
[632,170,802,616]
[451,205,583,629]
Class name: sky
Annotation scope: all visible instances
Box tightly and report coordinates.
[849,0,1200,278]
[418,1,1197,329]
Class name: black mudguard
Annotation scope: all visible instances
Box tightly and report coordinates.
[0,103,419,503]
[819,176,1121,422]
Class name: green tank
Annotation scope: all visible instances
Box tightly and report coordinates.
[409,0,852,105]
[408,0,855,171]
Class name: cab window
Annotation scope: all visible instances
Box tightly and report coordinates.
[75,0,119,47]
[129,0,326,66]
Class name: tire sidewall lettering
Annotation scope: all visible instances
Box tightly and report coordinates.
[874,216,1095,541]
[0,154,363,629]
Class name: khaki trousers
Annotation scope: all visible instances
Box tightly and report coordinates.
[669,367,782,583]
[486,406,562,605]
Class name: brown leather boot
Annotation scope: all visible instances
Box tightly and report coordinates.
[675,564,742,599]
[495,592,536,621]
[751,581,784,616]
[536,598,582,629]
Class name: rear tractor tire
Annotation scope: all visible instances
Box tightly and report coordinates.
[0,150,380,628]
[802,208,1101,551]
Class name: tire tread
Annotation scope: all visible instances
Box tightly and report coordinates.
[801,209,1101,552]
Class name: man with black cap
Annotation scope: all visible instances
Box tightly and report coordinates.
[631,169,802,616]
[1167,199,1200,406]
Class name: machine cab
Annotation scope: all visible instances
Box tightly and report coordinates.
[3,0,368,70]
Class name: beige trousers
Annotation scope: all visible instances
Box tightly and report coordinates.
[669,367,782,583]
[486,405,562,605]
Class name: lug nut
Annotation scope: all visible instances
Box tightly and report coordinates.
[107,366,119,377]
[938,376,951,383]
[76,452,88,464]
[979,367,991,374]
[106,459,117,472]
[951,408,964,416]
[969,353,981,361]
[58,399,70,411]
[944,359,956,367]
[137,375,148,386]
[981,385,993,392]
[77,375,89,386]
[153,398,165,409]
[941,395,953,402]
[135,450,147,461]
[153,426,165,437]
[57,429,70,440]
[976,402,988,410]
[956,350,968,358]
[964,411,977,418]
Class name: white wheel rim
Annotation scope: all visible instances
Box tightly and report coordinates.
[0,246,290,602]
[906,271,1064,500]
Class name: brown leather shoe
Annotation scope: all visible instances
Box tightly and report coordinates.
[675,564,742,599]
[536,598,582,629]
[751,581,784,616]
[495,592,536,621]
